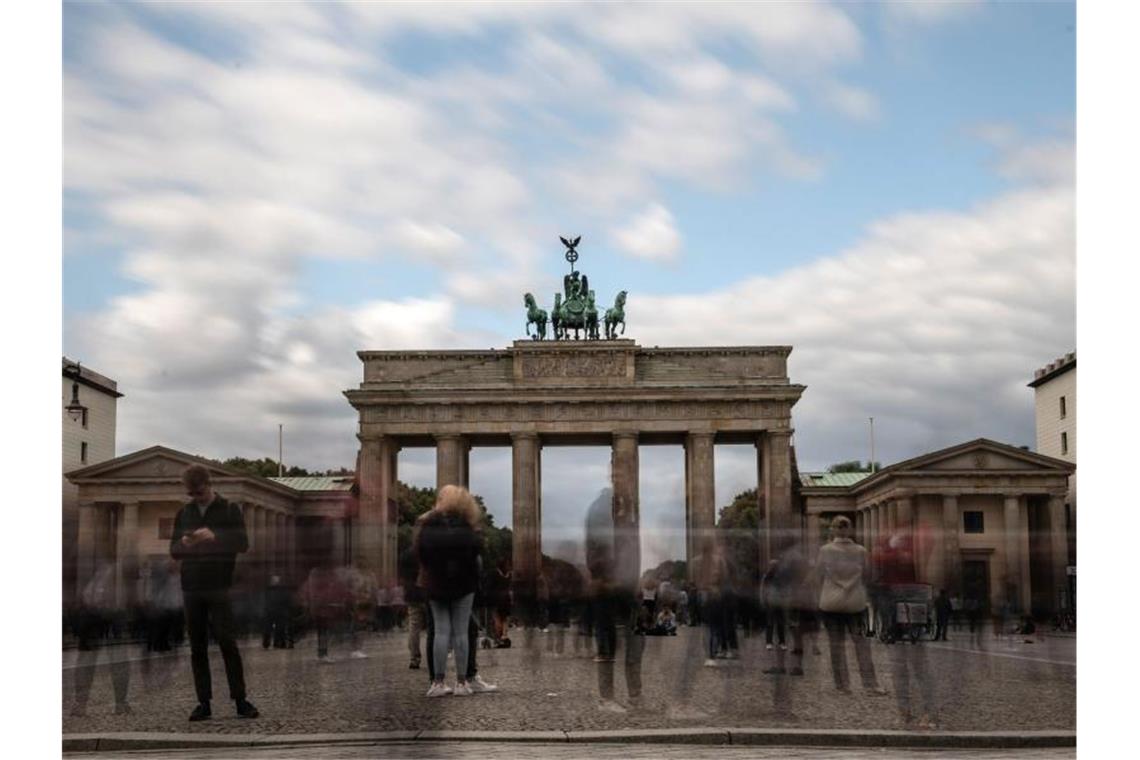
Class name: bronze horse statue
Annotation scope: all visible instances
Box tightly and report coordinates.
[524,293,548,340]
[604,290,627,340]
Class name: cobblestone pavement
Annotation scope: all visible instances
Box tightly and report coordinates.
[66,743,1076,760]
[62,627,1075,736]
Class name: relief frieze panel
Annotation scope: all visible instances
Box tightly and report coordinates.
[518,353,629,379]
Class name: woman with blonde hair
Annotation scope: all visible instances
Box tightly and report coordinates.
[414,484,483,697]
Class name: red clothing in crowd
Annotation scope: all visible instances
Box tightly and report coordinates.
[872,532,917,586]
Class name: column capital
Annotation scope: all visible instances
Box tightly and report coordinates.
[766,428,794,439]
[612,430,639,442]
[435,432,464,442]
[942,494,959,504]
[510,431,539,442]
[685,430,716,441]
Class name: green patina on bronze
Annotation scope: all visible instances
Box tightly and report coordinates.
[524,236,627,341]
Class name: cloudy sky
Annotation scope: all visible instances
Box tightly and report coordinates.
[63,1,1075,568]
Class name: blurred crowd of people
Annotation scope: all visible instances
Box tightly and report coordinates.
[67,465,1053,730]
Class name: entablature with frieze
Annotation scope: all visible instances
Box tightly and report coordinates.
[356,397,793,429]
[851,474,1073,509]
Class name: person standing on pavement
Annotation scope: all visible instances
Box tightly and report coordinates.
[422,553,499,694]
[415,485,483,697]
[764,537,811,677]
[400,545,427,669]
[817,516,887,696]
[760,559,787,652]
[170,465,259,721]
[586,487,645,714]
[489,558,513,646]
[935,589,952,641]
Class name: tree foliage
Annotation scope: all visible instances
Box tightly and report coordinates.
[827,460,880,473]
[221,456,314,478]
[717,488,760,589]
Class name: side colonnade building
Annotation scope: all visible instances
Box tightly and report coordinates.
[799,439,1073,617]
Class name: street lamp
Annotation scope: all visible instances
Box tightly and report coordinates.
[64,362,87,423]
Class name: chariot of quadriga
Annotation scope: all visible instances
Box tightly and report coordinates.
[524,236,627,341]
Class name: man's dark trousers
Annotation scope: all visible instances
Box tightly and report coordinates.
[185,589,246,703]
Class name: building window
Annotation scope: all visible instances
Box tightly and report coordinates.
[81,408,88,428]
[963,511,985,534]
[1059,396,1067,419]
[158,518,174,540]
[1061,431,1069,455]
[80,441,88,464]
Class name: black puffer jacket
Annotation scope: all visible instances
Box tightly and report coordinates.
[414,511,482,601]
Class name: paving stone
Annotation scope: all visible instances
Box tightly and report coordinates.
[61,627,1075,739]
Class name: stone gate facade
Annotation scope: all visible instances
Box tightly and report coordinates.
[345,340,805,590]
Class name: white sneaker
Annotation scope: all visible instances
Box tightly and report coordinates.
[779,644,788,651]
[703,658,718,668]
[318,654,337,664]
[350,650,369,659]
[765,643,774,650]
[426,682,450,698]
[453,682,474,697]
[469,675,499,693]
[598,699,627,714]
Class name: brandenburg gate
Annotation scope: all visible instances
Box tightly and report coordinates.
[345,237,804,592]
[345,339,805,590]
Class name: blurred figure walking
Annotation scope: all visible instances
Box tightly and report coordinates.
[818,516,887,696]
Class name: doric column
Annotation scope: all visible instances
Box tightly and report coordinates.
[759,429,794,567]
[76,501,96,603]
[266,510,278,574]
[357,434,398,583]
[252,506,266,579]
[511,432,542,593]
[684,431,716,572]
[869,504,880,552]
[1003,494,1022,612]
[1048,493,1069,613]
[856,510,866,547]
[115,501,140,607]
[894,493,915,578]
[807,512,824,564]
[886,501,898,535]
[287,515,297,581]
[436,434,467,489]
[612,431,641,589]
[942,495,961,595]
[277,513,287,575]
[331,516,346,566]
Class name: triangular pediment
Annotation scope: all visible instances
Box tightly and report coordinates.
[887,439,1073,475]
[66,446,237,482]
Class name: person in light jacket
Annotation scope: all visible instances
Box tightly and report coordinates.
[817,516,887,696]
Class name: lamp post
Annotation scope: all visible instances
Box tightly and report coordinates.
[64,362,88,423]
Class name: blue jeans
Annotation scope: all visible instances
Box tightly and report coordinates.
[429,593,475,683]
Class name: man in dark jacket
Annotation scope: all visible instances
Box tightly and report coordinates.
[171,465,259,721]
